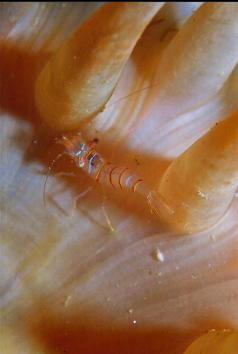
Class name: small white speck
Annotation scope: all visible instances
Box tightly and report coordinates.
[132,320,137,325]
[157,272,162,277]
[197,190,208,200]
[210,234,216,241]
[156,248,165,262]
[127,308,133,314]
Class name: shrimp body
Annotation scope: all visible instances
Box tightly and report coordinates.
[57,133,173,217]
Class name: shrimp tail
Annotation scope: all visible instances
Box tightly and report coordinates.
[147,190,174,218]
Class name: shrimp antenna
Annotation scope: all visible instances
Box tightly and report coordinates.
[106,81,161,109]
[43,153,66,208]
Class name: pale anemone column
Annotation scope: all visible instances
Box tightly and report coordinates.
[35,2,164,131]
[158,109,238,233]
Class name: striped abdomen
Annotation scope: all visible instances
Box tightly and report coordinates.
[75,145,145,193]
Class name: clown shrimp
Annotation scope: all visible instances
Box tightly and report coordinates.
[44,133,173,218]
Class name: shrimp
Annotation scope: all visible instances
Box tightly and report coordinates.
[44,132,173,218]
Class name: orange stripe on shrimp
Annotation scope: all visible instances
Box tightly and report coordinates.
[133,179,144,193]
[85,148,95,160]
[118,167,129,190]
[108,165,119,189]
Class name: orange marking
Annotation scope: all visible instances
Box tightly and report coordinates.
[133,179,144,193]
[118,167,129,190]
[96,162,105,182]
[85,148,95,160]
[109,166,118,189]
[96,161,111,182]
